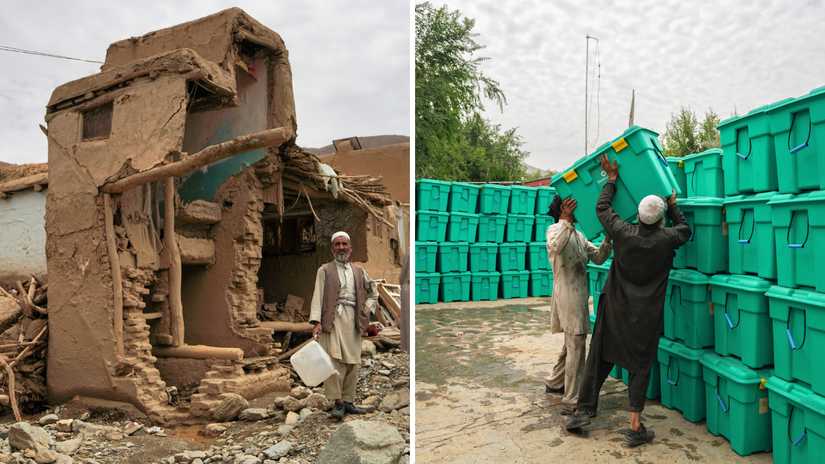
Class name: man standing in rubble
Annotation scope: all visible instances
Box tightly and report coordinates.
[310,231,378,419]
[544,193,613,415]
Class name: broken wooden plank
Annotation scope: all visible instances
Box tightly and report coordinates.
[104,193,124,357]
[0,173,48,193]
[165,178,185,347]
[259,321,313,332]
[377,283,402,323]
[152,344,243,360]
[0,356,21,422]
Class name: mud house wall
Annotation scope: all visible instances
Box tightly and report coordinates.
[0,189,48,283]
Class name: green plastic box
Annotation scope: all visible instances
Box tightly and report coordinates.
[509,185,538,215]
[769,191,825,292]
[471,272,501,301]
[683,149,725,198]
[666,157,687,199]
[533,215,554,241]
[477,214,507,243]
[674,197,729,274]
[658,338,714,422]
[469,243,498,272]
[768,286,825,396]
[765,376,825,464]
[436,242,469,273]
[666,269,714,349]
[500,270,530,299]
[478,184,511,215]
[448,182,480,213]
[587,260,611,315]
[718,102,787,196]
[725,193,780,279]
[710,274,773,369]
[621,361,661,400]
[497,243,527,272]
[446,212,479,242]
[550,125,681,238]
[529,270,553,297]
[768,85,825,194]
[526,242,550,271]
[505,214,535,242]
[414,241,438,273]
[700,353,774,456]
[416,210,448,242]
[439,272,471,303]
[415,272,440,305]
[588,313,622,379]
[535,186,558,216]
[416,179,451,212]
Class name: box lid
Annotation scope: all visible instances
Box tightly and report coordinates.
[700,353,774,384]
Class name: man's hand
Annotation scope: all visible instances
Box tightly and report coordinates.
[599,154,618,180]
[560,198,577,223]
[604,235,612,244]
[667,189,677,206]
[312,322,322,340]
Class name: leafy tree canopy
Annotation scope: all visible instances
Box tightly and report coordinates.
[662,106,721,157]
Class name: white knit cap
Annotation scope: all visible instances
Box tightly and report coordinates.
[331,231,351,243]
[638,195,667,225]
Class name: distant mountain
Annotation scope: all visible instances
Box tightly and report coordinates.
[303,135,410,156]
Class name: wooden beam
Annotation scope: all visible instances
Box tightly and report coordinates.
[101,126,295,194]
[152,344,243,360]
[166,178,184,347]
[0,357,21,422]
[0,173,48,193]
[104,194,124,357]
[377,284,402,323]
[233,29,282,53]
[259,321,314,333]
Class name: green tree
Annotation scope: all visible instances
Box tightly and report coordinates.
[457,113,528,182]
[698,107,721,152]
[662,106,722,157]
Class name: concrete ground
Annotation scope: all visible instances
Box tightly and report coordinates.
[414,297,774,463]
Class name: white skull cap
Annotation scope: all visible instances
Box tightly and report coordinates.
[638,195,667,225]
[331,231,351,243]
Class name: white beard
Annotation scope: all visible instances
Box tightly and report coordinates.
[335,252,351,262]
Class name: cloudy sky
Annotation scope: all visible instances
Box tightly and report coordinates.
[440,0,825,172]
[0,0,410,165]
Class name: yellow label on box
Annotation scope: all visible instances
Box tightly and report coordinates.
[612,138,628,152]
[563,170,578,183]
[678,160,685,167]
[709,301,714,315]
[760,379,768,389]
[760,397,768,414]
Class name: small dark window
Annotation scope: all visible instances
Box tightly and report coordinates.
[263,215,316,256]
[82,103,113,141]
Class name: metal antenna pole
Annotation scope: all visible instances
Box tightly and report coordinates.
[585,35,598,156]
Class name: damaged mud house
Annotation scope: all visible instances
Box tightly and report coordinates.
[0,8,409,425]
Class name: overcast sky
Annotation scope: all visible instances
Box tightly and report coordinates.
[440,0,825,172]
[0,0,410,165]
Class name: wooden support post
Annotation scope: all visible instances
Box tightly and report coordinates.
[104,194,125,357]
[152,344,244,360]
[166,178,185,347]
[258,321,314,332]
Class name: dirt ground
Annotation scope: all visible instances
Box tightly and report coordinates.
[414,297,774,464]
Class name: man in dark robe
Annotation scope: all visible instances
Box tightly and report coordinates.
[565,154,691,446]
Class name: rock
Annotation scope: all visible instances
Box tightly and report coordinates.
[55,420,73,433]
[399,455,410,464]
[123,423,142,435]
[72,420,118,436]
[106,432,124,440]
[9,422,52,451]
[357,405,376,413]
[305,393,328,411]
[0,456,10,464]
[54,438,81,455]
[34,442,57,464]
[290,386,311,400]
[272,396,288,408]
[38,414,60,426]
[377,369,392,376]
[78,411,90,421]
[212,393,249,422]
[316,420,405,464]
[372,375,390,383]
[299,408,313,421]
[285,412,300,425]
[54,455,74,464]
[282,396,302,412]
[380,361,396,369]
[379,336,401,347]
[239,408,269,421]
[379,388,411,413]
[204,423,231,438]
[263,440,293,460]
[232,456,261,464]
[276,425,294,436]
[362,396,379,406]
[361,340,377,357]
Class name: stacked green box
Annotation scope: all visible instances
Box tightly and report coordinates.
[500,270,529,299]
[666,157,687,199]
[415,241,438,273]
[416,210,449,242]
[666,269,714,349]
[710,275,774,369]
[415,273,440,305]
[529,270,553,297]
[769,191,825,292]
[446,212,479,242]
[589,313,623,379]
[471,272,501,301]
[505,214,535,242]
[621,361,661,400]
[526,242,550,271]
[725,193,780,279]
[509,185,538,215]
[436,242,468,273]
[448,182,480,213]
[497,243,526,272]
[768,85,825,194]
[416,179,451,211]
[659,338,715,422]
[550,125,681,238]
[767,286,825,397]
[674,197,729,274]
[535,186,558,215]
[478,184,511,215]
[700,353,774,456]
[469,243,498,272]
[477,215,506,243]
[533,215,554,241]
[683,148,725,198]
[587,260,611,315]
[765,376,825,464]
[439,272,471,303]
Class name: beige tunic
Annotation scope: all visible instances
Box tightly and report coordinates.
[547,219,612,335]
[310,261,377,365]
